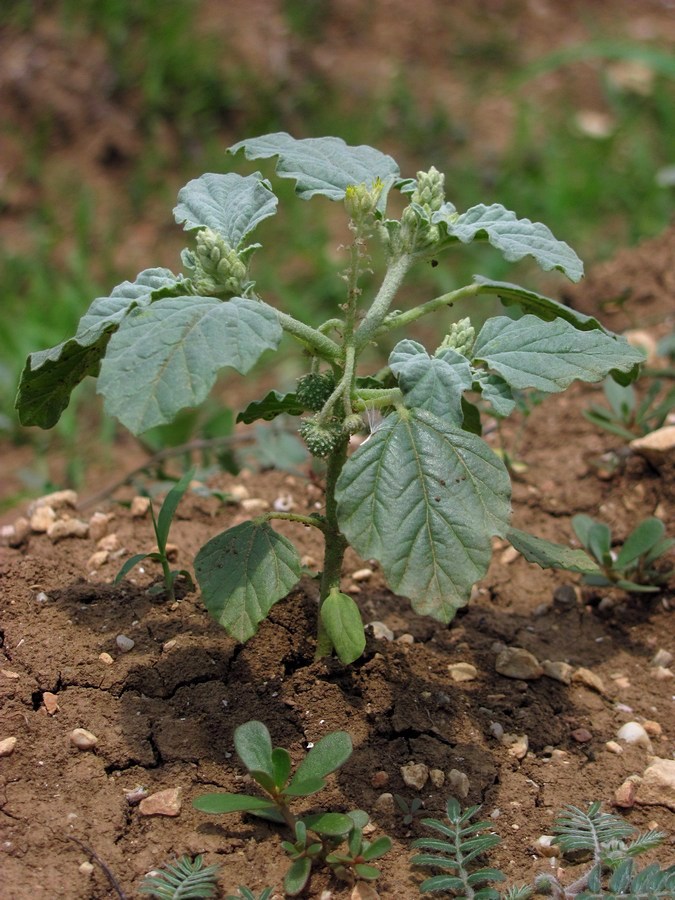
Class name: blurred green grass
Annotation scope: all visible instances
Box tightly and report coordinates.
[1,1,674,490]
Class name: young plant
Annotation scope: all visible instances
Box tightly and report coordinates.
[15,133,645,663]
[139,854,220,899]
[193,720,391,896]
[509,514,674,593]
[584,375,675,441]
[114,468,195,602]
[395,793,425,826]
[225,889,273,900]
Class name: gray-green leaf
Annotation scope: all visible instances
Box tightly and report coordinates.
[98,296,282,433]
[335,408,511,621]
[320,591,366,664]
[433,204,584,281]
[472,315,645,393]
[229,132,400,201]
[389,340,473,425]
[194,520,301,642]
[506,527,598,575]
[473,277,604,331]
[472,372,516,418]
[15,268,179,428]
[173,172,278,245]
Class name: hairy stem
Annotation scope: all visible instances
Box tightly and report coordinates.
[315,439,349,659]
[375,281,481,334]
[354,253,413,350]
[258,302,341,360]
[261,512,327,531]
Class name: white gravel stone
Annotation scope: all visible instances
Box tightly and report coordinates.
[69,728,98,751]
[88,512,113,542]
[615,778,640,808]
[79,861,95,876]
[651,648,674,668]
[447,768,470,798]
[47,518,89,541]
[542,660,573,685]
[401,763,429,790]
[637,758,675,811]
[429,768,445,788]
[99,652,114,665]
[534,835,557,858]
[273,493,294,512]
[30,506,56,532]
[0,736,17,757]
[617,721,652,750]
[501,733,529,760]
[630,426,675,474]
[228,484,250,502]
[97,533,120,552]
[369,621,394,641]
[605,741,623,755]
[351,567,373,582]
[351,882,380,900]
[130,496,151,517]
[87,550,109,570]
[447,662,478,682]
[495,647,543,680]
[652,666,674,681]
[572,667,606,694]
[373,792,395,813]
[116,635,135,652]
[138,787,182,817]
[28,489,78,514]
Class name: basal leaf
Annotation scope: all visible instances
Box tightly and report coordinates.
[237,390,305,424]
[98,296,282,433]
[173,172,278,245]
[229,132,400,201]
[434,204,584,281]
[15,268,179,428]
[335,408,511,620]
[472,315,645,393]
[506,527,598,575]
[473,277,605,331]
[319,591,366,664]
[194,520,301,642]
[389,340,472,425]
[234,720,274,776]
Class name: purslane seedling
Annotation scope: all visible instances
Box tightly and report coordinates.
[193,721,391,896]
[509,514,674,593]
[15,133,645,662]
[584,375,675,441]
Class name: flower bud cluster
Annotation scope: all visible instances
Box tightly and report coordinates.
[344,178,384,224]
[185,227,248,296]
[411,166,445,213]
[398,166,447,254]
[436,317,475,357]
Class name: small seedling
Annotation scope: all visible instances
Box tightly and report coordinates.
[139,854,220,899]
[394,794,425,826]
[225,889,273,900]
[17,133,645,663]
[509,514,674,593]
[193,720,391,896]
[410,798,673,898]
[584,376,675,441]
[114,468,195,603]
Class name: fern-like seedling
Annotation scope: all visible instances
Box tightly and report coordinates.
[225,888,274,900]
[411,797,531,898]
[139,854,220,899]
[535,802,671,898]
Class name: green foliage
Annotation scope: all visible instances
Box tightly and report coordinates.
[508,514,674,594]
[225,889,273,900]
[410,799,672,898]
[16,133,644,663]
[394,794,425,826]
[139,854,220,899]
[584,376,675,441]
[193,721,391,897]
[115,468,196,602]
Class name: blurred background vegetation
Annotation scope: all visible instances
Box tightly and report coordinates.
[1,0,674,500]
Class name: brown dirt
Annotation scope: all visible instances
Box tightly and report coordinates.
[1,226,675,898]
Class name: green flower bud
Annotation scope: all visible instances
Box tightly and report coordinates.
[188,227,248,296]
[344,178,384,223]
[437,317,475,357]
[412,166,445,212]
[296,372,336,411]
[298,417,343,458]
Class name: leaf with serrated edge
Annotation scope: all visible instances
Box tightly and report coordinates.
[473,277,604,331]
[237,390,305,424]
[173,172,278,245]
[229,132,399,201]
[194,521,301,642]
[98,296,282,433]
[336,408,511,620]
[389,340,472,425]
[507,528,598,575]
[472,315,645,393]
[16,268,179,428]
[320,591,366,664]
[433,204,583,281]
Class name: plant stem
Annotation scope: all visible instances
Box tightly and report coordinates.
[354,253,413,350]
[315,438,349,659]
[259,302,341,361]
[375,281,481,334]
[262,512,327,531]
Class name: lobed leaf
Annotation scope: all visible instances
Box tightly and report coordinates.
[336,408,511,621]
[98,296,282,434]
[237,390,305,424]
[434,204,584,281]
[472,315,645,394]
[229,132,400,202]
[173,172,278,245]
[15,268,179,429]
[389,340,473,425]
[473,277,604,331]
[195,521,302,642]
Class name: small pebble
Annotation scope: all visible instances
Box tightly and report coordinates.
[615,778,639,808]
[273,493,294,512]
[131,496,151,517]
[351,882,380,900]
[572,667,605,694]
[0,737,17,757]
[447,662,478,682]
[43,692,59,715]
[138,787,182,817]
[116,635,135,652]
[495,647,543,680]
[369,621,394,642]
[401,763,429,790]
[373,792,395,814]
[489,722,504,740]
[605,741,623,754]
[47,518,89,542]
[396,633,415,644]
[571,727,592,743]
[228,484,250,502]
[501,733,528,760]
[88,512,112,542]
[499,545,519,565]
[552,584,578,609]
[99,652,114,665]
[371,770,389,789]
[87,550,109,570]
[240,498,268,512]
[642,720,663,737]
[70,728,98,751]
[97,534,120,553]
[7,517,30,547]
[637,758,675,809]
[162,639,177,652]
[534,835,557,858]
[1,669,20,680]
[651,648,674,668]
[30,506,56,533]
[542,660,573,685]
[429,768,445,788]
[125,786,149,805]
[34,591,49,603]
[612,675,631,690]
[351,567,373,582]
[617,721,652,750]
[79,861,95,876]
[447,769,470,798]
[28,489,78,513]
[652,666,674,681]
